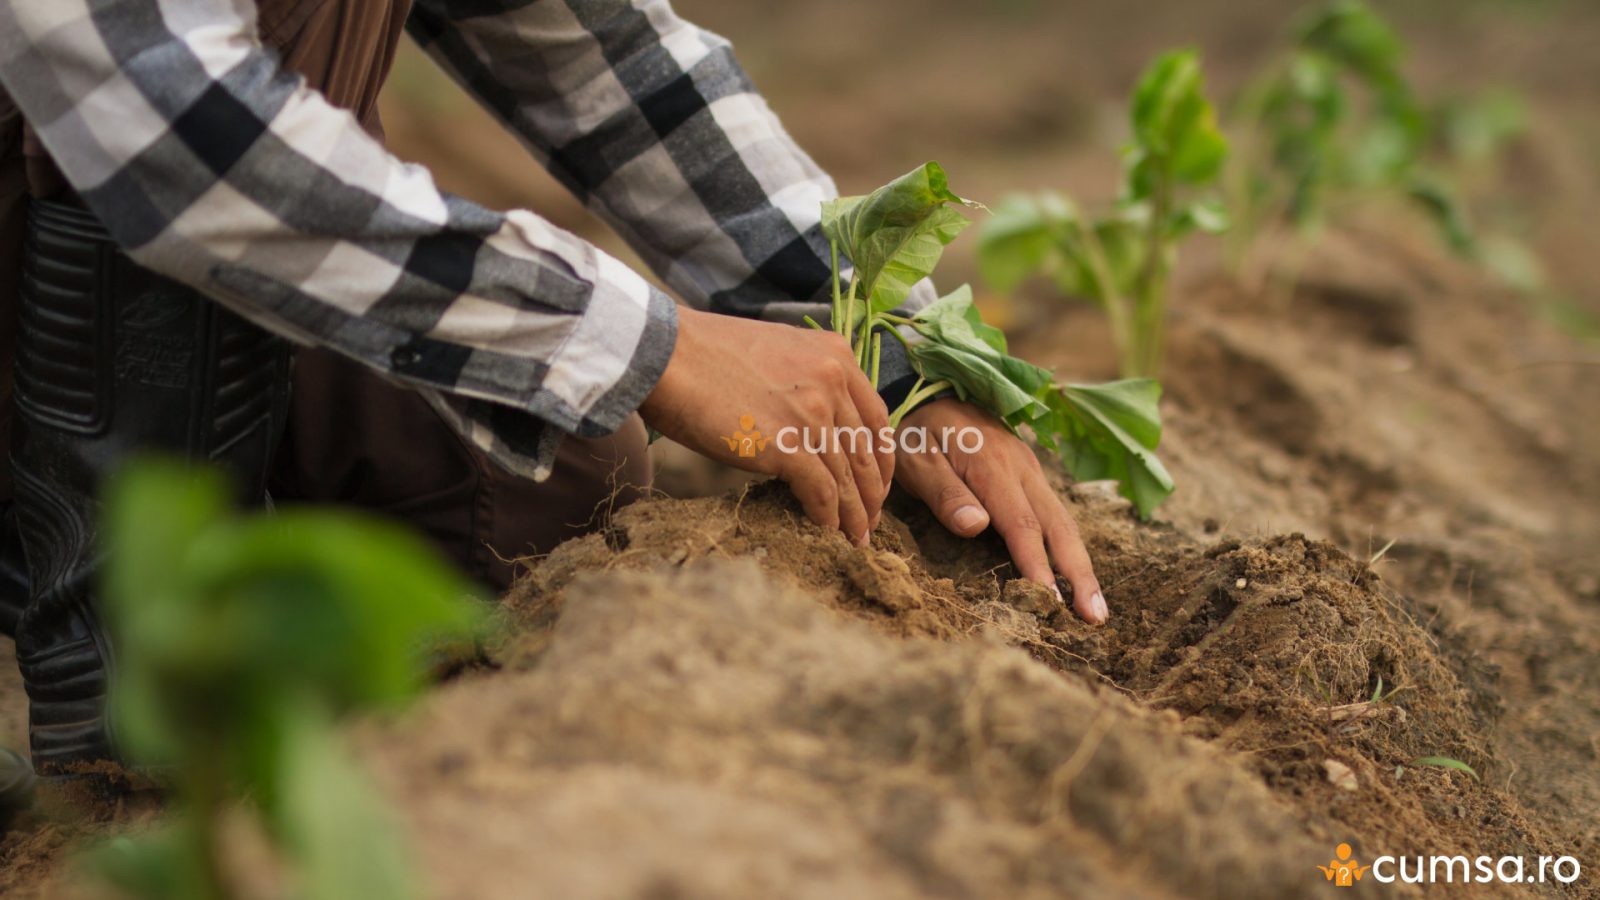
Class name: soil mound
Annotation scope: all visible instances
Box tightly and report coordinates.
[375,558,1322,900]
[388,480,1566,898]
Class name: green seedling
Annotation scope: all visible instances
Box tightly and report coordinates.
[1227,0,1477,280]
[816,162,1175,518]
[1396,756,1480,782]
[90,460,486,900]
[977,49,1230,379]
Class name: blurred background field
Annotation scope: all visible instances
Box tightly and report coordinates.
[379,0,1600,343]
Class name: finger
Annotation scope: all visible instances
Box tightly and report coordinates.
[966,461,1058,600]
[1022,470,1106,625]
[820,440,871,546]
[784,456,840,532]
[842,364,895,496]
[834,402,886,530]
[898,451,990,537]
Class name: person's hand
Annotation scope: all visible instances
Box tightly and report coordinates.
[894,398,1107,624]
[640,307,893,545]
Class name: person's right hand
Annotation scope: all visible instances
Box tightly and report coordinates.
[639,307,893,545]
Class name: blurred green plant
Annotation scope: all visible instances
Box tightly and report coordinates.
[977,49,1230,379]
[1226,0,1587,330]
[1435,87,1527,170]
[1225,0,1533,284]
[815,162,1175,518]
[90,460,485,900]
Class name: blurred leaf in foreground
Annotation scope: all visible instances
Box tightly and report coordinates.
[91,459,486,900]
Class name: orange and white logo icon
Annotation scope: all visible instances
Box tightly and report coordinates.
[722,414,770,458]
[1318,843,1372,887]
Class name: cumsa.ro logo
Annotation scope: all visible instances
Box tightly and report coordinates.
[1317,841,1581,887]
[723,415,771,458]
[721,414,985,459]
[1317,843,1370,887]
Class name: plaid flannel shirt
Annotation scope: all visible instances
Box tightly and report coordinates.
[0,0,932,480]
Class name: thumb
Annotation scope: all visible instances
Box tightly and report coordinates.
[905,453,990,537]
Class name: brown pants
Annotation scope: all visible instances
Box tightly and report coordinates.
[1,0,652,594]
[273,351,652,592]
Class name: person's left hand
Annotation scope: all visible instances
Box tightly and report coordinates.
[893,398,1107,625]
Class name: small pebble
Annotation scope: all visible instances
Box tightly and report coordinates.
[1324,759,1359,792]
[1235,578,1248,589]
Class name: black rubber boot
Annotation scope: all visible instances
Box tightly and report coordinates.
[11,198,291,774]
[0,502,25,637]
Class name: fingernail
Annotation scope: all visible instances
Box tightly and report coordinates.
[952,505,986,533]
[1051,584,1064,604]
[1091,591,1109,624]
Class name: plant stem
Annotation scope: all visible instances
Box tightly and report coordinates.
[1073,219,1134,377]
[869,332,882,389]
[1130,172,1173,377]
[844,275,859,338]
[856,303,875,370]
[879,319,913,349]
[889,377,952,427]
[829,240,844,336]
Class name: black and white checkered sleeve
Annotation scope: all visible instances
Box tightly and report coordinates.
[407,0,842,321]
[0,0,679,481]
[407,0,939,401]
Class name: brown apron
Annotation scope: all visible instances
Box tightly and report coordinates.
[0,0,650,591]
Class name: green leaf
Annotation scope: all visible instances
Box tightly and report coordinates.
[822,162,976,318]
[1129,49,1228,191]
[1035,380,1175,518]
[1297,0,1405,85]
[907,290,1175,517]
[1287,53,1342,115]
[1169,198,1231,239]
[963,301,1010,355]
[1407,175,1474,256]
[976,192,1079,292]
[86,827,219,900]
[105,462,486,768]
[908,286,1052,423]
[1410,756,1480,781]
[192,514,484,707]
[98,459,483,900]
[909,342,1051,425]
[1341,87,1426,188]
[1438,88,1526,164]
[276,710,421,900]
